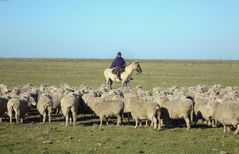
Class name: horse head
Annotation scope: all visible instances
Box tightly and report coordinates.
[133,61,142,73]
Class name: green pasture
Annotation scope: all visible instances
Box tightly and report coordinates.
[1,58,239,154]
[1,58,239,89]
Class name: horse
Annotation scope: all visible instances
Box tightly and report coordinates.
[104,61,142,88]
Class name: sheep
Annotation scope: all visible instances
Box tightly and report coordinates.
[157,95,194,130]
[10,87,21,96]
[29,87,39,103]
[211,101,239,134]
[39,83,48,92]
[82,91,124,126]
[20,83,34,93]
[193,93,213,125]
[39,83,58,94]
[7,95,36,123]
[0,97,9,122]
[51,88,65,114]
[123,92,138,123]
[0,84,10,96]
[127,99,161,130]
[60,92,83,126]
[37,93,53,123]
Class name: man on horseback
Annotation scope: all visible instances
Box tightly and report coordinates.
[110,52,126,81]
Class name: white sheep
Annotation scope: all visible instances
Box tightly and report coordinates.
[82,92,124,126]
[37,93,53,123]
[7,95,36,123]
[0,84,10,96]
[61,92,82,126]
[211,100,239,134]
[127,99,161,130]
[157,95,194,130]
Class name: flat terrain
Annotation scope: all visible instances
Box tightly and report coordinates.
[1,58,239,154]
[1,58,239,89]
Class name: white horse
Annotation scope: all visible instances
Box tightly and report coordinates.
[104,61,142,88]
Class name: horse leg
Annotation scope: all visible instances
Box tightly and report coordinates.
[109,79,113,89]
[122,81,127,87]
[105,78,109,85]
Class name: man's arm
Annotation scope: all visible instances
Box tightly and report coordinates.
[110,59,116,68]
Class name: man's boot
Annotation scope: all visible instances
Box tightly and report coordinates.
[117,73,122,81]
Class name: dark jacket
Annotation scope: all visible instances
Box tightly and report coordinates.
[110,57,126,69]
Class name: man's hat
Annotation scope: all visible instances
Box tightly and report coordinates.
[117,52,121,56]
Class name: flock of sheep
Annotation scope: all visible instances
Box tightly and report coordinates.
[1,83,239,134]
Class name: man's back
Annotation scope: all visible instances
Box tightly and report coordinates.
[110,57,126,69]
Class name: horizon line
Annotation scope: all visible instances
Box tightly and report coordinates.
[1,57,239,61]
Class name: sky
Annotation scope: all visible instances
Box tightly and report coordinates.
[0,0,239,60]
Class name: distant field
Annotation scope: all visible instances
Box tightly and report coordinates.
[1,58,239,154]
[1,58,239,89]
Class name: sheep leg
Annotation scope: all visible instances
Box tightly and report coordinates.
[9,112,12,123]
[139,121,142,127]
[15,109,19,124]
[223,125,226,133]
[120,114,123,126]
[73,112,77,127]
[194,117,198,125]
[99,116,103,126]
[227,126,231,132]
[48,106,52,123]
[116,114,122,127]
[134,118,138,128]
[69,117,72,125]
[234,125,239,134]
[145,120,148,127]
[153,117,157,129]
[158,118,161,130]
[150,120,154,127]
[65,112,69,127]
[184,116,191,130]
[43,111,46,123]
[160,119,165,127]
[127,113,131,124]
[211,119,217,127]
[106,117,109,125]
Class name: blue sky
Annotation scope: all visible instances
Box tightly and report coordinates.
[0,0,239,59]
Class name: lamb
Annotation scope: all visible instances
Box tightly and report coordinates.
[82,91,124,126]
[7,94,36,123]
[157,95,194,130]
[211,101,239,134]
[127,99,161,130]
[37,93,53,123]
[60,92,83,126]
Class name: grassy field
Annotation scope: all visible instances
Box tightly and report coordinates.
[1,58,239,89]
[1,58,239,154]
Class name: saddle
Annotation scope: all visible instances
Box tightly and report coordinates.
[111,68,117,74]
[111,67,125,74]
